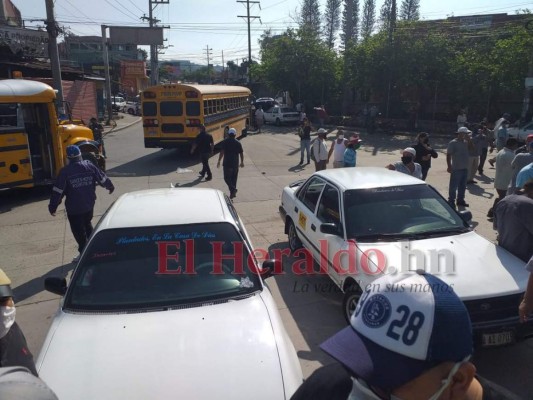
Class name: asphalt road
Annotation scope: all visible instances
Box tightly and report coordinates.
[2,121,532,398]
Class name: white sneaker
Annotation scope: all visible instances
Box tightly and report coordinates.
[72,254,80,263]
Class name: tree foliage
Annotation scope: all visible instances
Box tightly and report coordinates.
[399,0,420,21]
[360,0,376,41]
[324,0,342,49]
[341,0,360,50]
[299,0,321,36]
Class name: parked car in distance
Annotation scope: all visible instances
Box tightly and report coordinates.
[111,96,126,112]
[254,97,279,111]
[38,188,303,400]
[508,121,533,143]
[124,101,141,116]
[264,106,300,126]
[279,167,533,348]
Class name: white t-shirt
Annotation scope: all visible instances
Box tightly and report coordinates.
[313,139,328,161]
[332,139,347,162]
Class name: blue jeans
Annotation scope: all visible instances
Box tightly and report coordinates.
[448,169,467,203]
[300,139,310,162]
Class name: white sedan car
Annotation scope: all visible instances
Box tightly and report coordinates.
[264,106,300,126]
[508,121,533,142]
[38,188,302,400]
[279,167,533,348]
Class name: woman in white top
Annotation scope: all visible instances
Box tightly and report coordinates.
[386,147,423,180]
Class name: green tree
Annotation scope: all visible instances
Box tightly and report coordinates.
[299,0,321,36]
[324,0,342,49]
[399,0,420,21]
[341,0,360,50]
[360,0,376,41]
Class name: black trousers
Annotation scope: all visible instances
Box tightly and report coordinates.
[199,152,212,178]
[478,148,488,172]
[223,166,239,195]
[67,210,94,252]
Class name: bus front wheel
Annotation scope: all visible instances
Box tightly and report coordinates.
[82,152,105,172]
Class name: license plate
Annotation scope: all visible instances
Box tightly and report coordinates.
[481,331,514,347]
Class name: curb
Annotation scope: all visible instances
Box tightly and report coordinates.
[103,117,142,136]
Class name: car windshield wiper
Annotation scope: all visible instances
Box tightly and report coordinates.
[419,227,470,237]
[355,233,420,241]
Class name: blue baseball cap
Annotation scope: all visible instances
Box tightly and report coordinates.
[320,271,473,391]
[66,145,81,158]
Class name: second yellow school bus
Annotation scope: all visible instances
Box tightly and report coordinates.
[141,83,251,149]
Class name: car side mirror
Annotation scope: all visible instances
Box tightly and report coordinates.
[320,222,342,236]
[459,210,472,223]
[45,277,67,296]
[261,259,282,279]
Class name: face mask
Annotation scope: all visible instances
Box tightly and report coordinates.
[0,306,16,339]
[391,356,471,400]
[401,156,413,165]
[338,135,344,140]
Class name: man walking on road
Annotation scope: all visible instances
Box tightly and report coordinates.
[217,128,244,199]
[447,127,472,208]
[190,124,214,181]
[312,128,329,171]
[88,117,106,158]
[48,145,115,262]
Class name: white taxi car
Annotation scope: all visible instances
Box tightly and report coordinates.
[264,106,300,126]
[279,167,533,348]
[38,188,302,399]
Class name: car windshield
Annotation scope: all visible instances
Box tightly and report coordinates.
[344,184,468,241]
[65,223,262,311]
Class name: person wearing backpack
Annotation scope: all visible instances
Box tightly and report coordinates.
[312,128,329,171]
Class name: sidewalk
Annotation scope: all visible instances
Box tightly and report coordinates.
[102,113,141,135]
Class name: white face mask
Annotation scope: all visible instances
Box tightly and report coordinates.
[0,306,16,339]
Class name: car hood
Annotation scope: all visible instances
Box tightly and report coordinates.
[354,231,529,299]
[38,294,287,400]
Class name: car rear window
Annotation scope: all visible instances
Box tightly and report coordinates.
[65,223,262,311]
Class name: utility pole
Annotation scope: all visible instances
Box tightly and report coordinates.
[204,45,213,83]
[221,50,225,83]
[142,0,169,86]
[385,0,397,118]
[237,0,260,84]
[101,25,113,125]
[45,0,64,115]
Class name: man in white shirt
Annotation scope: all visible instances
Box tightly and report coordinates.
[328,129,347,168]
[312,128,329,171]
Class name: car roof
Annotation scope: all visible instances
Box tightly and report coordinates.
[313,167,426,191]
[96,188,234,231]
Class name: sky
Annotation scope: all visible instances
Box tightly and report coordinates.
[12,0,533,65]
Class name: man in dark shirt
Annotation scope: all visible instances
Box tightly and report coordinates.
[412,132,438,180]
[0,269,37,376]
[48,145,115,262]
[494,179,533,263]
[298,118,312,164]
[190,124,214,181]
[88,117,106,158]
[291,271,521,400]
[217,128,244,199]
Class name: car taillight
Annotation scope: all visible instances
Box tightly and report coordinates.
[186,119,201,126]
[143,118,159,127]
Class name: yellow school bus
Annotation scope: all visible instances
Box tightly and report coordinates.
[0,79,103,189]
[141,83,251,149]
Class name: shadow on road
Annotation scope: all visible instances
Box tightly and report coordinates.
[13,262,75,303]
[0,185,51,215]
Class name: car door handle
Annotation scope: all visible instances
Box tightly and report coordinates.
[311,224,316,231]
[294,206,298,213]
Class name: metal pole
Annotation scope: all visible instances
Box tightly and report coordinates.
[432,81,438,132]
[101,25,113,125]
[45,0,64,115]
[149,0,158,86]
[246,0,252,83]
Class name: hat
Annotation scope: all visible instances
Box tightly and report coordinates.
[403,147,416,157]
[0,269,13,298]
[348,135,362,145]
[527,134,533,142]
[317,128,327,135]
[227,128,237,136]
[66,145,81,159]
[0,366,59,400]
[457,127,471,134]
[320,271,473,391]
